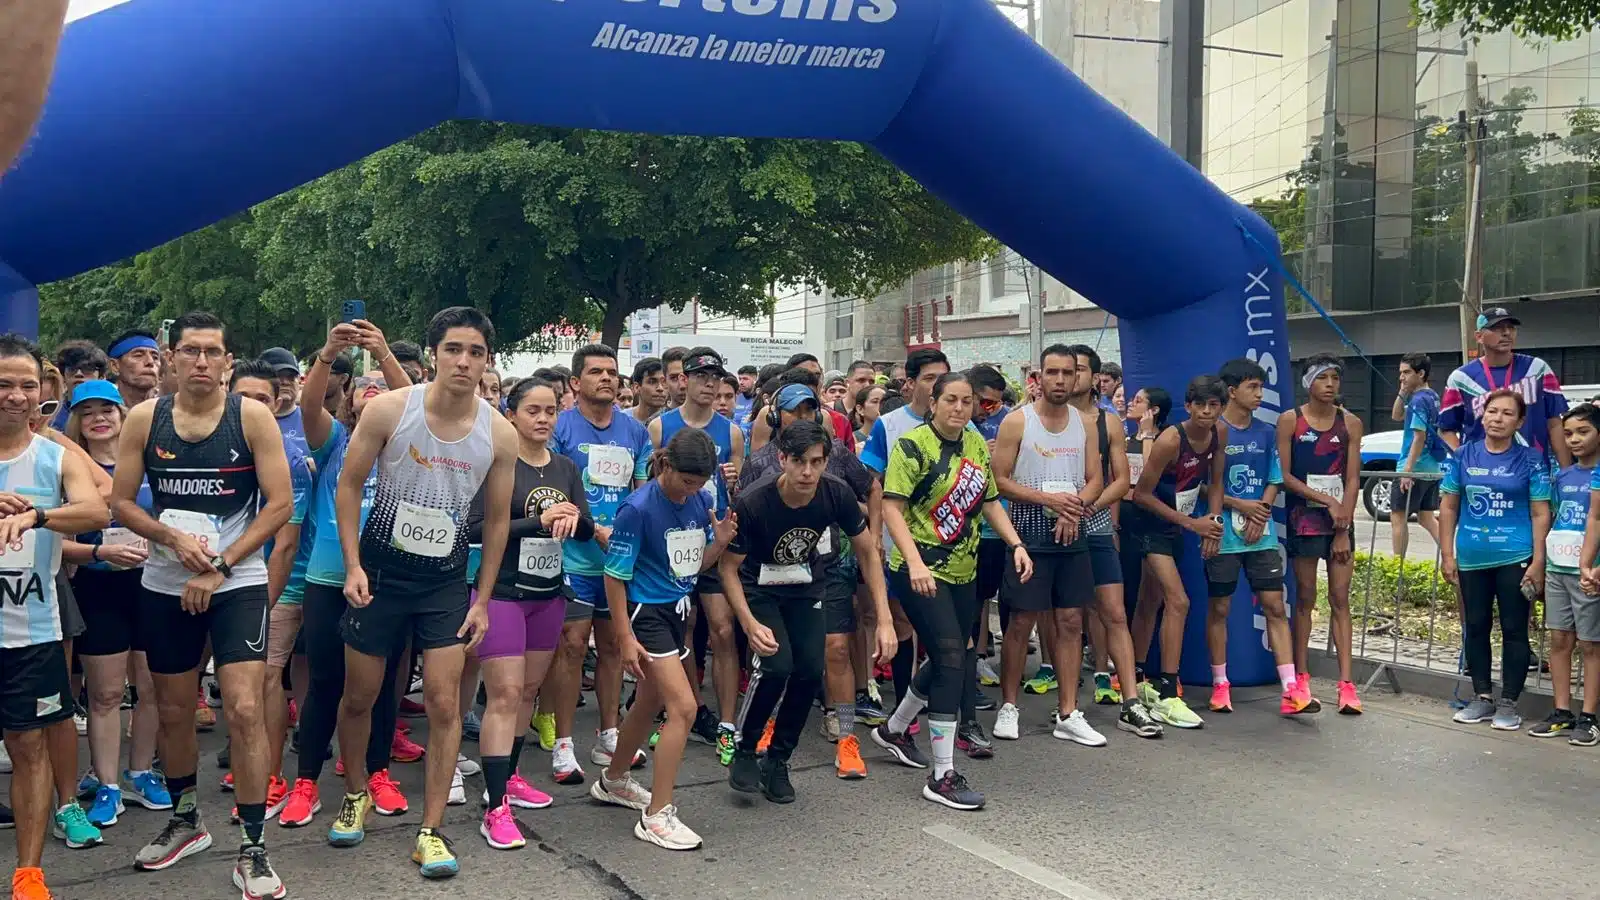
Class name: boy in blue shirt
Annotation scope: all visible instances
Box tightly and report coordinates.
[1535,404,1600,744]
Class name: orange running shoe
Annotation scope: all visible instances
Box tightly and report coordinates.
[369,769,409,816]
[277,778,321,827]
[756,719,775,756]
[1209,681,1233,713]
[1295,672,1323,714]
[220,771,234,791]
[265,775,290,819]
[195,692,215,731]
[391,728,425,763]
[1337,680,1363,715]
[834,734,867,780]
[11,867,50,900]
[1281,683,1320,716]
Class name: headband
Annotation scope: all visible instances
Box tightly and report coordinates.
[1302,362,1341,390]
[108,335,159,359]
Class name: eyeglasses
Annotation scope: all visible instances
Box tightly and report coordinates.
[37,400,59,417]
[175,346,227,361]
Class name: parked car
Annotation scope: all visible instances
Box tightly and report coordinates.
[1359,383,1600,517]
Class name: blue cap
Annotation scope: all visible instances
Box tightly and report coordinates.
[774,383,819,412]
[68,379,124,409]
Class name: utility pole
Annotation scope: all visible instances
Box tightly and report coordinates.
[1458,57,1484,362]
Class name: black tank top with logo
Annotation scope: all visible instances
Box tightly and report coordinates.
[145,394,259,519]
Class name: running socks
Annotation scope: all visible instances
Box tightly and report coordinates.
[928,715,956,778]
[169,774,199,825]
[1211,664,1228,685]
[1157,673,1179,700]
[483,756,512,807]
[1276,664,1296,692]
[834,702,855,738]
[887,688,928,735]
[237,802,266,845]
[509,736,526,773]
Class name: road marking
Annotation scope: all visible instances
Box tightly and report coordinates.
[923,824,1118,900]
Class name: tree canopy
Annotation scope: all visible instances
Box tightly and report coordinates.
[38,123,997,356]
[1413,0,1600,40]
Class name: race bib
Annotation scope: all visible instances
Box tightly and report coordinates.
[517,537,562,579]
[1127,453,1144,485]
[758,563,814,586]
[666,528,705,579]
[101,527,148,570]
[1307,474,1345,508]
[1041,480,1077,518]
[1176,487,1200,517]
[391,501,455,558]
[1231,510,1252,538]
[158,508,223,556]
[816,528,833,556]
[0,530,36,569]
[1547,529,1585,570]
[587,445,633,489]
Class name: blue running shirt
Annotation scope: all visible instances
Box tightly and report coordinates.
[603,481,714,606]
[1219,417,1282,554]
[1441,440,1551,571]
[302,421,379,588]
[657,407,734,514]
[1546,464,1595,575]
[1399,388,1446,475]
[554,408,652,576]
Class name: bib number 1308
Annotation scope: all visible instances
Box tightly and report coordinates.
[392,502,455,558]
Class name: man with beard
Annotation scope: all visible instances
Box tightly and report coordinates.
[735,365,759,423]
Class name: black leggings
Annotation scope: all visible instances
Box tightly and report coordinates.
[736,592,825,760]
[888,568,979,719]
[298,583,406,781]
[1460,562,1532,701]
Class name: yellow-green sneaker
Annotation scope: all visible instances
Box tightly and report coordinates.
[1022,665,1059,695]
[327,792,369,847]
[532,712,557,752]
[1151,695,1204,729]
[412,828,459,879]
[1136,680,1161,709]
[716,728,736,766]
[1093,673,1122,705]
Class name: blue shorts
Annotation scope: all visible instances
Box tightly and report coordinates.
[565,573,612,619]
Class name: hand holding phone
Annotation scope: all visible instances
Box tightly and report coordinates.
[341,300,367,324]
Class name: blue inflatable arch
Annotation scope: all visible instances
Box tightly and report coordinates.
[0,0,1290,684]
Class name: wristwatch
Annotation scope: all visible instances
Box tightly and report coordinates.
[31,507,46,530]
[1008,543,1024,554]
[210,555,233,578]
[1209,514,1224,526]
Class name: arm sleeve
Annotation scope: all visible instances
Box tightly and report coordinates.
[602,503,643,581]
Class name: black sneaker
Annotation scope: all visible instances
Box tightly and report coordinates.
[854,690,888,726]
[689,707,720,746]
[760,757,795,804]
[216,741,231,770]
[1531,709,1577,738]
[1570,716,1600,747]
[923,771,985,811]
[869,723,929,769]
[728,749,762,794]
[956,720,994,759]
[1117,701,1164,739]
[972,688,997,712]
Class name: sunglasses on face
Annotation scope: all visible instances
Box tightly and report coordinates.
[37,400,59,418]
[978,398,1002,412]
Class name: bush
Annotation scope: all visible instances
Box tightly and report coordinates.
[1318,552,1446,611]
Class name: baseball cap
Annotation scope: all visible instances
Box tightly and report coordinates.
[1476,307,1521,330]
[774,383,819,412]
[68,379,124,409]
[824,370,846,388]
[684,351,727,377]
[260,347,301,376]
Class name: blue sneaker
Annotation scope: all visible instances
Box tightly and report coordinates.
[122,770,173,810]
[76,771,101,802]
[88,785,123,827]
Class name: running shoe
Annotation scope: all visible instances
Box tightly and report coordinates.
[1569,715,1599,747]
[456,753,481,777]
[1294,672,1323,712]
[195,691,215,731]
[728,749,762,793]
[835,734,868,778]
[1531,709,1576,738]
[854,690,888,726]
[277,779,320,828]
[636,803,702,851]
[1093,673,1121,705]
[1136,680,1160,709]
[265,775,290,819]
[327,793,369,847]
[1209,681,1233,713]
[1052,710,1107,747]
[1337,680,1363,715]
[399,697,426,717]
[976,656,1000,686]
[76,770,96,800]
[923,771,985,811]
[761,757,796,804]
[590,742,648,770]
[503,773,553,810]
[1453,697,1496,724]
[716,728,736,767]
[73,703,88,736]
[1280,685,1320,716]
[1117,701,1163,738]
[53,803,102,848]
[369,769,409,816]
[391,728,425,763]
[1023,665,1059,695]
[0,802,13,829]
[462,710,482,742]
[589,770,652,811]
[956,720,995,759]
[87,784,123,828]
[552,748,586,785]
[648,721,664,749]
[1491,698,1522,731]
[865,680,883,706]
[756,718,775,756]
[690,707,720,746]
[286,698,298,728]
[819,710,840,743]
[11,868,50,900]
[233,844,284,900]
[0,743,11,774]
[448,766,467,806]
[334,757,345,776]
[123,770,172,810]
[413,828,459,879]
[532,712,557,752]
[480,798,526,850]
[1151,696,1203,729]
[972,687,997,711]
[205,677,223,707]
[221,771,234,792]
[870,723,930,769]
[135,814,212,869]
[993,702,1021,740]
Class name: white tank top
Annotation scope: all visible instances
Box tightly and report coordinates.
[358,385,497,585]
[0,436,62,649]
[1009,404,1086,550]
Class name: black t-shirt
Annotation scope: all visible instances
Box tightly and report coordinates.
[728,473,865,600]
[468,454,593,600]
[739,435,873,563]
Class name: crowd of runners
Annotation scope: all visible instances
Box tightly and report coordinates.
[0,303,1596,900]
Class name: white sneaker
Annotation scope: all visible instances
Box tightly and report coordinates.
[588,771,652,811]
[590,745,645,768]
[993,703,1021,740]
[634,803,702,851]
[1053,710,1107,747]
[448,766,467,806]
[74,709,87,736]
[0,742,11,774]
[456,753,481,777]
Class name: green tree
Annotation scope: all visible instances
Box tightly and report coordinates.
[1413,0,1600,41]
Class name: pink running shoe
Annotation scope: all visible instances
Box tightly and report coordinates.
[480,798,526,850]
[1337,680,1363,715]
[391,728,425,763]
[505,772,553,810]
[1294,673,1323,714]
[1208,681,1233,713]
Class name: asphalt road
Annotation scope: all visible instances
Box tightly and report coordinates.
[21,678,1600,900]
